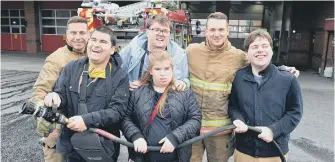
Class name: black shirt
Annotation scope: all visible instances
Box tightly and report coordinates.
[144,92,177,162]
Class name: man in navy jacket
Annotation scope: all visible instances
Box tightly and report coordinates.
[44,26,129,162]
[228,29,303,162]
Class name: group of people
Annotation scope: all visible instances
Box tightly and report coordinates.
[30,11,303,162]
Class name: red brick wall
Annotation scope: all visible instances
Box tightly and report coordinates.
[325,33,334,67]
[312,32,324,70]
[325,19,334,31]
[24,1,41,53]
[288,32,310,67]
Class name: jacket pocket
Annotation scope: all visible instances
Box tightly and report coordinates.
[69,84,79,94]
[278,135,289,146]
[95,88,107,97]
[226,133,236,157]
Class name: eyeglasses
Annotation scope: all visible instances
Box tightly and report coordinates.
[148,28,170,36]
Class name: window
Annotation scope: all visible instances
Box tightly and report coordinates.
[10,10,20,17]
[56,10,70,17]
[42,19,55,26]
[1,26,10,33]
[2,18,10,25]
[43,27,56,34]
[20,10,25,17]
[11,27,20,33]
[21,26,26,33]
[1,10,9,17]
[41,9,77,35]
[229,20,261,38]
[10,18,20,25]
[56,19,68,26]
[1,9,25,33]
[190,19,207,36]
[57,27,66,34]
[71,11,78,17]
[20,18,25,25]
[42,10,54,17]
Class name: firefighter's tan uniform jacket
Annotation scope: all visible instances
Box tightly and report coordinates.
[187,41,248,134]
[31,45,85,140]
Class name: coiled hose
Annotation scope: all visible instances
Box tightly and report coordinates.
[89,124,286,162]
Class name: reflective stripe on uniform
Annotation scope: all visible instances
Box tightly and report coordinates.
[202,118,232,127]
[190,77,232,91]
[200,127,233,135]
[200,119,233,135]
[55,124,61,130]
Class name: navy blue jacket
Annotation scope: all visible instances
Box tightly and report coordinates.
[54,53,129,158]
[228,64,303,157]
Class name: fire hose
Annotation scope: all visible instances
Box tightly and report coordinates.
[90,126,286,162]
[19,101,286,162]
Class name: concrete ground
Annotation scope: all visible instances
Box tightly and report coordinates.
[1,51,334,162]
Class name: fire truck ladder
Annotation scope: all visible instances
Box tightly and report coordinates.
[112,1,149,17]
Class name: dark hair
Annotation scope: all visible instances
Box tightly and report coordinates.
[91,26,116,47]
[146,14,172,30]
[206,12,228,27]
[243,28,273,51]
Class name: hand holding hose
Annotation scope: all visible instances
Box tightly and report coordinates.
[44,92,61,107]
[159,137,175,153]
[133,138,148,154]
[233,120,248,133]
[256,126,274,143]
[67,116,87,132]
[233,120,274,143]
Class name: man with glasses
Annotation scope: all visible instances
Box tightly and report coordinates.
[187,12,299,162]
[120,14,189,91]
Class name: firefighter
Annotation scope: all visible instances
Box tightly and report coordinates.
[186,12,300,162]
[228,29,303,162]
[119,14,189,91]
[30,16,89,162]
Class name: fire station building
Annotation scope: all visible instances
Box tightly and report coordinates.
[1,1,334,77]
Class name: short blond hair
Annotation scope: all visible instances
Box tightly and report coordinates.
[67,16,88,26]
[146,14,172,30]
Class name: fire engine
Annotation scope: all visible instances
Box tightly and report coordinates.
[77,0,192,49]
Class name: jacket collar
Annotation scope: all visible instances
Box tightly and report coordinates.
[82,52,122,74]
[66,44,86,56]
[243,63,277,84]
[205,39,232,52]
